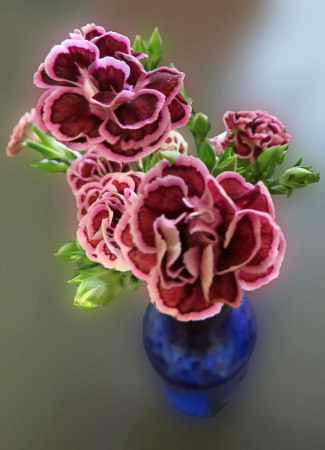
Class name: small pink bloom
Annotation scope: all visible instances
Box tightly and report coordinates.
[6,109,38,157]
[67,145,130,194]
[212,110,291,162]
[210,131,228,157]
[115,155,285,321]
[34,25,191,161]
[160,131,188,154]
[77,170,143,270]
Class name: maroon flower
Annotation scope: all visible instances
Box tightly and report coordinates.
[115,155,285,321]
[212,110,291,162]
[77,171,143,270]
[67,145,130,194]
[34,24,191,161]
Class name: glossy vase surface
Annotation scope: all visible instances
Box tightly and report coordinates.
[142,294,257,417]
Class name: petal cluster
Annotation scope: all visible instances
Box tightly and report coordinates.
[212,110,291,162]
[34,24,191,161]
[115,155,285,321]
[67,145,130,194]
[77,170,144,270]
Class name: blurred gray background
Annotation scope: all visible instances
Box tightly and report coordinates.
[1,0,324,448]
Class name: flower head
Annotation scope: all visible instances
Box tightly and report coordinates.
[77,171,143,270]
[212,110,291,162]
[6,109,38,157]
[34,24,191,161]
[67,145,130,194]
[115,155,285,321]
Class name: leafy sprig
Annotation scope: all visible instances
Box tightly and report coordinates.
[55,240,141,311]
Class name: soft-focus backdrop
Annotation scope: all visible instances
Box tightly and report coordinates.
[1,0,324,449]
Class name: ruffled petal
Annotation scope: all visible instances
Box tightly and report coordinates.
[88,56,130,93]
[137,67,184,105]
[111,89,166,129]
[35,89,53,133]
[82,24,106,41]
[239,232,286,290]
[34,63,75,88]
[162,154,209,198]
[217,172,275,218]
[116,52,146,86]
[92,32,131,58]
[216,210,261,273]
[115,211,157,280]
[43,87,104,148]
[44,39,99,85]
[147,267,224,321]
[168,93,192,129]
[130,175,189,253]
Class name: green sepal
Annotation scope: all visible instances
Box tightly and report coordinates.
[242,144,288,184]
[30,159,69,173]
[197,138,217,173]
[55,240,97,266]
[213,155,238,176]
[132,35,150,71]
[142,153,154,172]
[25,140,65,159]
[278,167,320,190]
[189,113,210,137]
[121,271,142,292]
[148,27,163,70]
[150,149,181,169]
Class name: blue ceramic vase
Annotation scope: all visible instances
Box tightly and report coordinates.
[142,294,257,417]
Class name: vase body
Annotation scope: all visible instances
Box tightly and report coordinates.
[142,294,257,417]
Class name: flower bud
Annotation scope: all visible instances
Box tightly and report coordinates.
[190,113,211,137]
[74,269,124,311]
[279,167,320,189]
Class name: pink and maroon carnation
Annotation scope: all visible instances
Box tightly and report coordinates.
[115,155,285,321]
[67,145,130,194]
[34,24,191,161]
[212,110,291,162]
[77,170,143,270]
[76,171,143,221]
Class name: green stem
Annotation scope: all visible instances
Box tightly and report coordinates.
[24,140,72,165]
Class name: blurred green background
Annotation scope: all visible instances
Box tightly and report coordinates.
[1,0,325,448]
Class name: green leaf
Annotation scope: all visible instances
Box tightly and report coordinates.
[25,140,65,159]
[30,159,69,173]
[243,144,288,183]
[149,150,181,169]
[148,27,163,70]
[293,157,303,167]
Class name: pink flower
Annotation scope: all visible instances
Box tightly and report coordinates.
[210,131,228,157]
[212,110,291,162]
[67,145,130,194]
[160,131,188,154]
[76,170,143,221]
[34,24,191,161]
[6,109,38,157]
[77,171,144,270]
[115,155,286,321]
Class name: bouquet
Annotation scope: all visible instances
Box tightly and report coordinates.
[7,23,320,322]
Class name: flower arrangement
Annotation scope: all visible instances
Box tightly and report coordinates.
[7,24,320,321]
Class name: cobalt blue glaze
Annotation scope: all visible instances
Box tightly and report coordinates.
[142,294,257,417]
